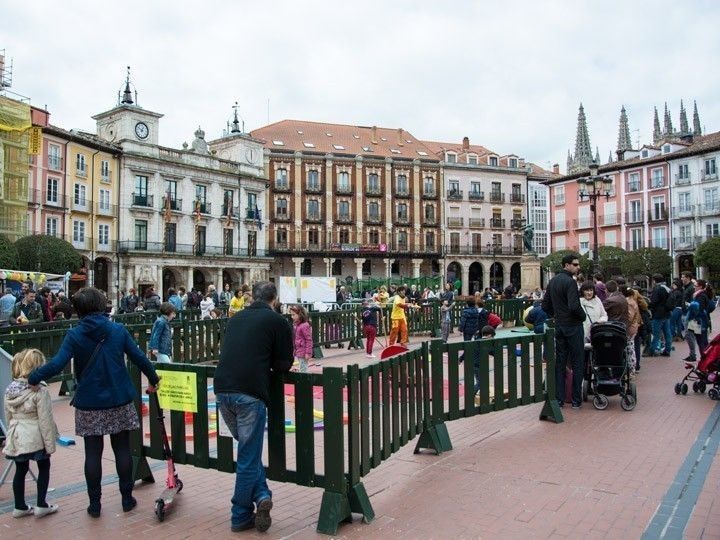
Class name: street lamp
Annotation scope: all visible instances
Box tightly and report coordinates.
[577,160,613,273]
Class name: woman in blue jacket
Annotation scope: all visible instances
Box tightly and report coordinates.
[29,287,160,518]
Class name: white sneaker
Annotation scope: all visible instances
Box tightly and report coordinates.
[12,507,34,518]
[366,354,376,358]
[34,504,59,518]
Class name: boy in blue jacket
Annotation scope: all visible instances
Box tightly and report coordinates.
[150,303,176,363]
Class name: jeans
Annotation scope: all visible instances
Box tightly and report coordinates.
[217,392,271,528]
[651,318,672,354]
[554,324,585,405]
[670,307,683,337]
[685,330,698,360]
[156,353,172,363]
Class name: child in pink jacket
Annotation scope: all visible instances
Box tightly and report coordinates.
[290,306,313,373]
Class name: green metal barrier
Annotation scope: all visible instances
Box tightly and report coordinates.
[128,327,561,536]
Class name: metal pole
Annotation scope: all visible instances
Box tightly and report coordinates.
[592,193,599,275]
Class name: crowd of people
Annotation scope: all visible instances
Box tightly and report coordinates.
[0,283,74,326]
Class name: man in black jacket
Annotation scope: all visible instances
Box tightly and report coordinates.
[541,253,586,408]
[214,282,293,533]
[681,271,695,309]
[649,273,672,356]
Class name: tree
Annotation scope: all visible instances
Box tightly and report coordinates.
[0,234,18,269]
[541,250,592,276]
[619,247,673,279]
[14,235,83,275]
[597,246,625,278]
[696,237,720,271]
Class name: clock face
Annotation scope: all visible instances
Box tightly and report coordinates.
[245,148,257,164]
[135,122,149,140]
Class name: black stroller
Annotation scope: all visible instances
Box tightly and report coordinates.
[588,321,636,411]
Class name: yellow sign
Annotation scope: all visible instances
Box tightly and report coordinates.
[156,370,198,412]
[28,127,42,155]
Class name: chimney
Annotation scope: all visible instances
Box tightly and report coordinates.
[552,163,560,174]
[397,128,404,146]
[519,158,525,168]
[462,136,470,150]
[371,126,378,145]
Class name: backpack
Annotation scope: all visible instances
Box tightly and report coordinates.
[488,312,502,328]
[708,297,717,314]
[187,291,201,308]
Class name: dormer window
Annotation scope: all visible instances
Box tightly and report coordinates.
[467,154,478,165]
[303,142,315,148]
[272,140,284,146]
[509,158,518,168]
[641,149,649,158]
[489,156,498,166]
[446,152,457,163]
[663,144,671,154]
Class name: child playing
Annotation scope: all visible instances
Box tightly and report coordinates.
[440,299,454,343]
[3,348,59,518]
[361,300,383,358]
[150,302,176,363]
[290,305,313,373]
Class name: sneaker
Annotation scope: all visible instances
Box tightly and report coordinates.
[661,352,671,357]
[12,507,34,518]
[571,404,581,410]
[231,516,256,532]
[366,354,376,358]
[34,504,59,518]
[683,356,697,363]
[255,498,273,533]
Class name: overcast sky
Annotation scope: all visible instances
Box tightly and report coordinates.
[4,0,719,171]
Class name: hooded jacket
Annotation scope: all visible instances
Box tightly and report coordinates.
[459,306,480,338]
[3,379,58,457]
[28,313,159,410]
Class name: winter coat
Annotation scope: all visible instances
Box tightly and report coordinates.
[542,270,586,326]
[168,294,183,312]
[524,305,548,334]
[3,379,58,457]
[649,283,671,320]
[626,296,641,339]
[9,301,44,325]
[28,313,159,410]
[143,293,161,311]
[459,307,480,338]
[603,292,630,335]
[580,296,608,341]
[293,321,313,359]
[149,315,173,355]
[200,298,215,319]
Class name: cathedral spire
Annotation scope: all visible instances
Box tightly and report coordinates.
[120,66,134,105]
[663,102,673,137]
[568,103,593,173]
[595,146,600,164]
[617,105,632,152]
[608,150,614,164]
[679,100,689,135]
[653,106,662,144]
[693,100,702,135]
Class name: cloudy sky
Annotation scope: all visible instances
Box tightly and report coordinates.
[4,0,719,171]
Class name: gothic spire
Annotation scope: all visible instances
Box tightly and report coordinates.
[679,100,689,135]
[617,105,632,152]
[595,146,600,164]
[608,150,614,164]
[693,100,702,135]
[120,66,134,105]
[653,107,662,144]
[566,149,572,171]
[663,102,673,137]
[569,103,593,173]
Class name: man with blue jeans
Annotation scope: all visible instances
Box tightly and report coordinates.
[214,282,293,533]
[542,254,586,409]
[649,273,673,356]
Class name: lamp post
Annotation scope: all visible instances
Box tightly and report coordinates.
[577,160,613,273]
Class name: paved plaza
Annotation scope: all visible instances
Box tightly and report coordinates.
[1,325,720,539]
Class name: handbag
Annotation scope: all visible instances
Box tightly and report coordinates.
[69,338,105,406]
[687,318,702,334]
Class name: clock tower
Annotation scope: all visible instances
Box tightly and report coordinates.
[92,67,163,146]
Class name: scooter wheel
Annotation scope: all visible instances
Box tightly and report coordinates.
[674,383,682,395]
[155,500,165,522]
[176,479,183,493]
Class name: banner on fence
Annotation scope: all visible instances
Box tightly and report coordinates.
[279,276,299,304]
[300,277,336,303]
[156,369,198,412]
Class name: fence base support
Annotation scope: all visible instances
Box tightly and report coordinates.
[539,399,564,423]
[313,345,324,359]
[58,377,75,397]
[317,490,351,535]
[131,455,154,483]
[414,421,452,455]
[349,481,375,524]
[349,337,363,350]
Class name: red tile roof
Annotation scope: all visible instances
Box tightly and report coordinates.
[250,119,438,161]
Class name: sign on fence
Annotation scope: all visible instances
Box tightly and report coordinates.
[156,369,198,412]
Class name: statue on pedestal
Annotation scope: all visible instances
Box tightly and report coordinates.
[522,224,535,255]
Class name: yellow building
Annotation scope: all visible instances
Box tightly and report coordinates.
[0,95,31,240]
[44,125,121,294]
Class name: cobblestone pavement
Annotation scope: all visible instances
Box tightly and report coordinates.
[1,325,720,539]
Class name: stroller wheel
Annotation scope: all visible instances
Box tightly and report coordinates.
[681,383,689,395]
[698,381,707,394]
[709,388,719,400]
[155,499,166,522]
[581,380,589,402]
[693,382,699,393]
[621,394,636,411]
[674,383,682,395]
[593,394,609,410]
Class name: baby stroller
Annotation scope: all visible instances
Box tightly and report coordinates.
[588,321,636,411]
[674,332,720,399]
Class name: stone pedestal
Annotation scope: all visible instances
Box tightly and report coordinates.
[520,253,542,293]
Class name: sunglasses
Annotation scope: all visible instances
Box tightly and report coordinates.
[570,262,580,266]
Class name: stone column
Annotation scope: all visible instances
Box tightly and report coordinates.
[216,268,223,290]
[462,262,470,296]
[354,258,365,281]
[185,267,193,290]
[323,257,332,277]
[294,152,303,248]
[292,257,304,278]
[126,266,134,291]
[411,258,423,278]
